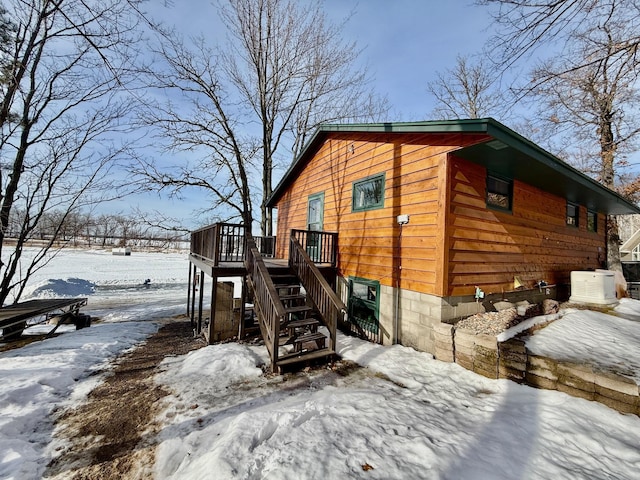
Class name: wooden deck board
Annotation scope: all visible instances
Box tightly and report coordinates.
[0,298,87,328]
[189,254,334,277]
[276,348,335,367]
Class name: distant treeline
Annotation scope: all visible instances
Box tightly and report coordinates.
[4,210,189,250]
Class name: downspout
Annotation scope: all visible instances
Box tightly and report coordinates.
[394,225,401,344]
[395,215,409,344]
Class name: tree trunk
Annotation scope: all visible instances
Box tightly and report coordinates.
[261,127,273,237]
[606,215,623,272]
[600,114,622,272]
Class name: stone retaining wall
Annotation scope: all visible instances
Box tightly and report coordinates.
[434,321,640,416]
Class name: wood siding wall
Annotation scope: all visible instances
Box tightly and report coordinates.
[274,132,490,297]
[446,156,606,296]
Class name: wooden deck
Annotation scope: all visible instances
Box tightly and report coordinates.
[189,254,335,277]
[0,298,88,328]
[189,224,343,371]
[189,255,286,277]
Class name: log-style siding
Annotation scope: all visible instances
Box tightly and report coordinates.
[274,131,607,300]
[274,132,490,296]
[446,155,605,296]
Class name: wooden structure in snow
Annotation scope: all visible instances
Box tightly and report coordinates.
[188,223,344,371]
[0,298,89,341]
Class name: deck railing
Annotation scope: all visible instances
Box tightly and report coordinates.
[289,234,345,353]
[190,223,275,264]
[245,235,285,370]
[254,235,276,258]
[291,229,338,266]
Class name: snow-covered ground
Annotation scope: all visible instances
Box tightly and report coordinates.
[14,247,193,322]
[1,249,640,479]
[526,300,640,384]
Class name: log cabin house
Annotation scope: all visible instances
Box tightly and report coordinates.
[188,118,640,370]
[263,118,640,355]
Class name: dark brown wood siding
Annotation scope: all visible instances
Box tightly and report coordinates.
[446,155,606,296]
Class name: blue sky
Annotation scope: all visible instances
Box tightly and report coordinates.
[112,0,497,228]
[322,0,495,119]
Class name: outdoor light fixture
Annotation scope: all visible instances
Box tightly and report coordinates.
[397,214,409,225]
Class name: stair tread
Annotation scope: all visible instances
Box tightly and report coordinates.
[287,318,320,328]
[293,331,326,343]
[284,305,313,314]
[279,294,306,301]
[277,348,335,367]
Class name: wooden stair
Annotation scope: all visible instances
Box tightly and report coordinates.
[269,268,334,369]
[244,234,341,372]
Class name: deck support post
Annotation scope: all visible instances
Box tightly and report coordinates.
[239,275,247,339]
[197,270,205,335]
[187,263,193,317]
[208,276,218,345]
[190,266,198,330]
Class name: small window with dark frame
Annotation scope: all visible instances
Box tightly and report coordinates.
[486,175,512,211]
[566,202,579,227]
[352,173,385,212]
[587,210,597,232]
[348,277,380,335]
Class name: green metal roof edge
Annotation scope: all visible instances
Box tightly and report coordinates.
[267,118,640,214]
[267,119,495,206]
[481,119,640,213]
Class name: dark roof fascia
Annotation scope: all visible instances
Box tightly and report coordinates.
[483,120,631,205]
[267,118,640,215]
[477,120,640,214]
[267,119,495,207]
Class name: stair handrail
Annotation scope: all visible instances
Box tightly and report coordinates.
[245,234,286,371]
[289,234,346,353]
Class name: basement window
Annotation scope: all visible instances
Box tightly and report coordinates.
[486,174,512,212]
[587,210,597,232]
[352,173,385,212]
[348,277,380,334]
[566,202,579,227]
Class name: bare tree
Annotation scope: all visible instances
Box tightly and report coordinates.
[480,0,640,271]
[94,214,119,247]
[140,0,388,236]
[221,0,388,236]
[135,31,257,228]
[0,0,144,305]
[114,215,142,246]
[479,0,640,74]
[426,55,507,119]
[131,207,192,238]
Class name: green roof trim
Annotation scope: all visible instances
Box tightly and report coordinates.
[267,118,640,215]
